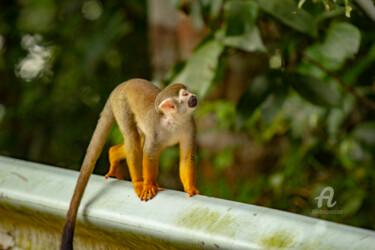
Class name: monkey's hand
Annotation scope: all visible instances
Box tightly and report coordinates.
[185,187,200,197]
[140,184,164,201]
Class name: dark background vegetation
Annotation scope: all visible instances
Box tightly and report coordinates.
[1,0,375,230]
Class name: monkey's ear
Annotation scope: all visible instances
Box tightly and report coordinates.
[159,99,176,113]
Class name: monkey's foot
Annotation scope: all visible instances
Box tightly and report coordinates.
[133,181,143,197]
[105,163,126,180]
[140,184,164,201]
[186,187,200,197]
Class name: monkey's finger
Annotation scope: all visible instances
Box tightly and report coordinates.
[151,188,156,197]
[148,190,154,199]
[140,191,148,201]
[157,187,164,191]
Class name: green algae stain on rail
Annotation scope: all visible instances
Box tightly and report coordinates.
[259,230,297,249]
[177,207,238,237]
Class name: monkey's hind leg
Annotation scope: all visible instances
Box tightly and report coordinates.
[105,143,127,180]
[112,106,144,197]
[122,132,144,197]
[140,142,164,201]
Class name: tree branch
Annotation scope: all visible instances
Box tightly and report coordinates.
[304,55,375,111]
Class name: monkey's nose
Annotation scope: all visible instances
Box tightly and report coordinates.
[188,95,198,108]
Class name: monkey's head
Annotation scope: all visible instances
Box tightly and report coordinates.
[155,83,198,118]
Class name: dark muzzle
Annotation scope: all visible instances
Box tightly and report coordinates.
[188,95,198,108]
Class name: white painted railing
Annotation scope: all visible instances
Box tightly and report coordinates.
[0,156,374,249]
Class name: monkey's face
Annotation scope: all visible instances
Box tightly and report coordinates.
[157,87,198,120]
[178,88,198,114]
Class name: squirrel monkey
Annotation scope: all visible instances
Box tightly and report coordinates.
[61,79,200,250]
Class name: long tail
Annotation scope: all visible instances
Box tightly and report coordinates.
[61,100,114,250]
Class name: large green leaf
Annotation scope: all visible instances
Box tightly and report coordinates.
[172,38,224,98]
[290,74,341,107]
[319,22,360,60]
[305,22,360,70]
[223,1,265,52]
[258,0,318,37]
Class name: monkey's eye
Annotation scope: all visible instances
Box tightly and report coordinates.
[182,92,188,97]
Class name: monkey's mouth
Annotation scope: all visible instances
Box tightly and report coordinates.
[188,95,198,108]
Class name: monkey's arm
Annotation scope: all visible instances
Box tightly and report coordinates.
[179,131,200,197]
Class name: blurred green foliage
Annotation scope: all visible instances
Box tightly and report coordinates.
[171,0,375,230]
[1,0,375,231]
[0,0,150,172]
